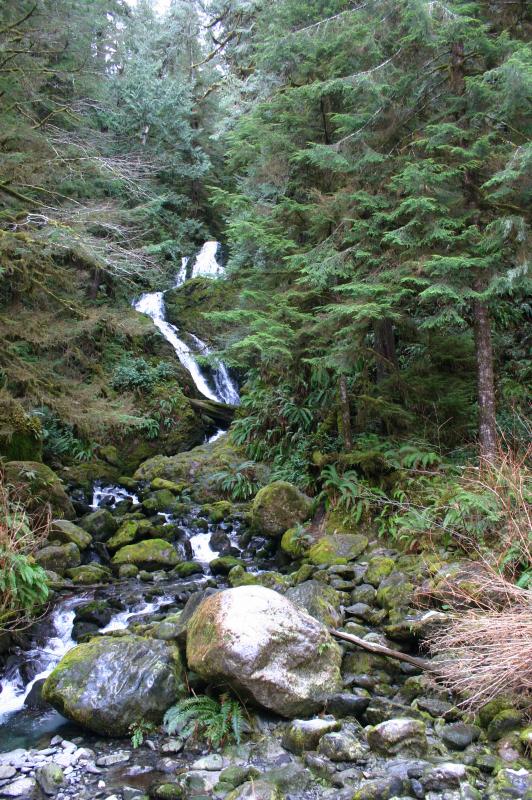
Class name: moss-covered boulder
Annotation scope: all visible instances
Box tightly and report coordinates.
[111,538,179,571]
[280,527,312,558]
[251,482,312,537]
[150,477,186,493]
[210,556,245,576]
[135,437,269,503]
[376,572,414,610]
[367,718,428,756]
[227,566,293,592]
[142,489,179,514]
[49,520,92,551]
[186,586,342,717]
[42,635,185,736]
[66,564,112,584]
[0,396,42,461]
[365,555,395,586]
[308,533,368,566]
[106,519,152,551]
[79,508,118,541]
[35,543,81,575]
[4,461,74,519]
[204,500,233,523]
[286,580,343,628]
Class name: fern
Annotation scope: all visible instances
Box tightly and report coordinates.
[163,693,245,749]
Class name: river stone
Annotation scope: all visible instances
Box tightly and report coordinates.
[251,481,312,536]
[440,722,480,750]
[35,763,64,795]
[324,691,371,718]
[111,538,179,570]
[308,533,368,566]
[282,717,341,754]
[186,585,342,717]
[106,519,152,550]
[318,731,366,761]
[226,781,283,800]
[50,520,92,550]
[286,580,344,628]
[35,542,81,574]
[365,556,395,586]
[66,563,112,584]
[0,776,38,798]
[42,634,185,736]
[367,718,427,756]
[79,508,118,540]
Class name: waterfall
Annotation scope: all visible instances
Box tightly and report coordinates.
[133,241,238,405]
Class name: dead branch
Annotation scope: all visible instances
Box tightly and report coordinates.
[330,627,434,671]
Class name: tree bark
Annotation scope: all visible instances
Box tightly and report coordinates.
[338,375,352,450]
[374,318,397,383]
[473,300,497,462]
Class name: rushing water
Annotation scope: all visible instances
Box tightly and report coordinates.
[134,241,238,405]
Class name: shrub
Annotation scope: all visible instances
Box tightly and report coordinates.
[111,357,174,393]
[163,693,245,749]
[0,473,50,630]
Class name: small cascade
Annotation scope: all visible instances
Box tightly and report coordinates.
[133,240,239,405]
[91,483,139,510]
[99,595,174,633]
[189,532,219,563]
[0,598,80,724]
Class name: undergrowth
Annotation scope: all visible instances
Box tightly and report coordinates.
[163,693,245,749]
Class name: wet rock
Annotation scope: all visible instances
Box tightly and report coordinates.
[186,585,342,717]
[367,718,427,756]
[487,709,523,741]
[66,563,112,584]
[352,775,407,799]
[96,751,131,767]
[75,600,113,628]
[35,542,81,574]
[219,765,261,789]
[50,520,92,550]
[107,519,152,550]
[79,509,118,541]
[324,691,371,718]
[226,781,283,800]
[308,534,368,566]
[142,489,179,513]
[35,763,64,795]
[488,767,532,798]
[171,561,203,578]
[318,731,366,762]
[351,584,377,605]
[286,580,344,628]
[0,776,38,798]
[365,556,395,586]
[421,762,467,791]
[251,481,312,537]
[282,717,341,754]
[0,766,16,780]
[43,634,185,735]
[210,556,244,575]
[261,763,311,792]
[414,696,458,720]
[112,539,179,570]
[440,722,480,751]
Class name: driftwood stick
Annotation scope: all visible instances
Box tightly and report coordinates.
[330,628,434,672]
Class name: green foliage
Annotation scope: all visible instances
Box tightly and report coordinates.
[163,693,245,749]
[212,461,261,501]
[34,408,94,463]
[129,719,157,749]
[111,358,174,394]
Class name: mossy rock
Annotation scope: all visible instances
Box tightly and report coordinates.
[365,556,395,586]
[375,572,414,610]
[280,527,312,558]
[107,519,152,551]
[308,533,368,566]
[0,396,42,461]
[112,539,179,570]
[286,580,343,628]
[150,477,187,494]
[4,461,74,519]
[50,520,92,551]
[79,508,118,541]
[323,507,361,535]
[42,634,185,736]
[204,500,233,523]
[66,564,112,584]
[171,561,204,578]
[251,481,312,537]
[118,564,139,578]
[142,489,180,513]
[228,566,292,592]
[62,460,121,491]
[35,543,81,575]
[210,556,245,576]
[135,437,269,504]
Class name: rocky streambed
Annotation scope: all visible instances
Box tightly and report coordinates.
[0,439,530,800]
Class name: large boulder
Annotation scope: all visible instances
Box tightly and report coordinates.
[35,542,81,575]
[49,520,92,550]
[251,482,312,537]
[186,586,342,717]
[111,538,179,570]
[79,508,118,541]
[42,635,185,736]
[3,461,74,519]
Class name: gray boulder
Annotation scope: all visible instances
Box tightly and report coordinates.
[286,580,344,628]
[186,586,342,717]
[43,635,185,736]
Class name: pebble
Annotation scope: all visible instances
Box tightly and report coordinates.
[95,751,131,767]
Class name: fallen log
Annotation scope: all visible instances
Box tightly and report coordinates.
[330,628,434,672]
[188,396,234,426]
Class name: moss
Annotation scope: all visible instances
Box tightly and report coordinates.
[50,520,92,550]
[111,538,179,570]
[0,394,42,462]
[280,527,311,558]
[204,500,233,523]
[251,481,312,537]
[308,533,368,566]
[66,564,112,584]
[487,709,523,741]
[365,556,395,586]
[107,519,152,550]
[4,460,74,518]
[150,477,187,493]
[171,561,203,578]
[210,556,245,575]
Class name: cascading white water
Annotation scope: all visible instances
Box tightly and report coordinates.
[0,599,79,723]
[189,532,219,563]
[134,291,220,402]
[99,595,173,633]
[133,241,239,405]
[91,483,139,510]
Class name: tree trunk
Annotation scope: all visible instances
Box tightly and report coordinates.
[374,318,397,383]
[473,300,497,462]
[338,375,352,451]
